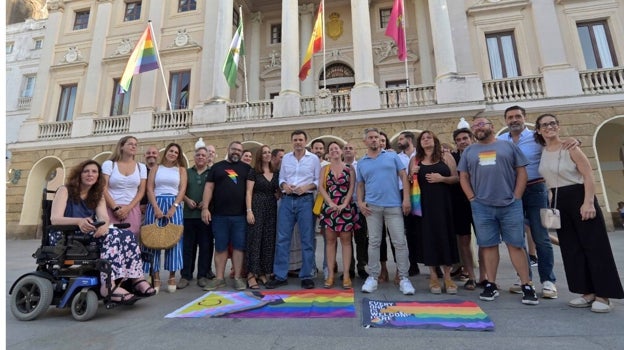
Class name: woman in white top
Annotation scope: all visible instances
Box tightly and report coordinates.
[535,113,623,313]
[143,143,187,293]
[102,136,147,235]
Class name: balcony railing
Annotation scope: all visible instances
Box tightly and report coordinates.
[93,115,130,135]
[331,91,351,113]
[483,76,545,103]
[38,121,72,140]
[152,109,192,130]
[580,67,624,94]
[380,85,436,109]
[17,96,32,110]
[227,100,273,122]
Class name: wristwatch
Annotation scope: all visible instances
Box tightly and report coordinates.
[173,202,179,207]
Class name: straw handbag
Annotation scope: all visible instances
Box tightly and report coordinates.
[140,218,183,250]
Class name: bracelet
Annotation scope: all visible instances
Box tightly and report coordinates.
[247,209,253,212]
[112,206,121,212]
[468,196,475,201]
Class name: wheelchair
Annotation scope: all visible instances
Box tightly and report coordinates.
[9,190,151,321]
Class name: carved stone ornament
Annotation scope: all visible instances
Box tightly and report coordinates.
[174,28,190,47]
[316,88,333,114]
[265,50,281,69]
[63,46,83,63]
[326,12,343,40]
[47,0,64,12]
[115,38,133,55]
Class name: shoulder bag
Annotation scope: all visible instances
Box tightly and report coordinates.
[540,149,561,230]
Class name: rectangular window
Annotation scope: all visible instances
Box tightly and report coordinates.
[57,84,78,121]
[577,21,618,69]
[34,39,43,50]
[385,79,407,88]
[486,31,521,79]
[110,79,132,116]
[270,24,281,44]
[73,10,90,30]
[22,76,36,98]
[380,8,392,29]
[7,42,14,54]
[169,71,190,110]
[178,0,196,13]
[124,1,142,22]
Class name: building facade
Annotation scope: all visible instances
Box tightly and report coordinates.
[6,0,624,238]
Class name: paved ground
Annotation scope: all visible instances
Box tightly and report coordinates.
[5,229,624,350]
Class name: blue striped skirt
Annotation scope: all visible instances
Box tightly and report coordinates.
[142,194,183,272]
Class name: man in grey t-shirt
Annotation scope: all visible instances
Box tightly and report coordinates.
[457,117,538,305]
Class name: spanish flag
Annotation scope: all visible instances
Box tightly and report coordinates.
[119,24,159,93]
[299,1,324,81]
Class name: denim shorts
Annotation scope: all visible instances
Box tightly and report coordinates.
[470,199,525,248]
[211,215,247,252]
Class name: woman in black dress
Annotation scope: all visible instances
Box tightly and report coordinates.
[245,145,280,288]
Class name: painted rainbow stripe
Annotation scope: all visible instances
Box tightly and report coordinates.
[225,169,238,184]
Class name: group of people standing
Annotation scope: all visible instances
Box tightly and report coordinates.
[49,105,623,312]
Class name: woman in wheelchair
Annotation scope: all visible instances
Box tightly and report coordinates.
[50,160,156,303]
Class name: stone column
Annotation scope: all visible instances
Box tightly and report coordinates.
[274,0,301,118]
[429,0,482,104]
[19,0,64,141]
[248,12,262,101]
[414,0,434,84]
[193,0,233,124]
[72,0,113,138]
[130,0,165,132]
[531,0,582,97]
[299,3,315,97]
[350,0,380,111]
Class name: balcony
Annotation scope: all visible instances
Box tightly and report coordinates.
[152,109,192,130]
[580,67,624,95]
[38,121,72,140]
[93,115,130,135]
[17,96,32,110]
[380,85,436,109]
[483,76,545,103]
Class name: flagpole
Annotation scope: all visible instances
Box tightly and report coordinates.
[321,0,326,90]
[148,21,174,115]
[239,7,250,120]
[401,0,410,106]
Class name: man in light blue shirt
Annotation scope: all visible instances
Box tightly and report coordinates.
[357,127,415,295]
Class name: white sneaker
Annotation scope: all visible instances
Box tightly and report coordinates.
[399,277,415,295]
[509,278,522,294]
[361,277,378,293]
[542,281,558,299]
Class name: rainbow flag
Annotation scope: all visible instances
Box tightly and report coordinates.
[119,25,159,93]
[299,1,324,80]
[228,289,355,318]
[410,173,422,216]
[362,299,495,331]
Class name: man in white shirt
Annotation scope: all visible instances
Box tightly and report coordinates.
[266,130,321,289]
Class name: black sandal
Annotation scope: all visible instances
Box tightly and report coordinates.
[110,292,139,305]
[247,275,260,290]
[132,279,156,297]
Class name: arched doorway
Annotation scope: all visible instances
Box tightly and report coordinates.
[319,63,355,93]
[594,115,624,227]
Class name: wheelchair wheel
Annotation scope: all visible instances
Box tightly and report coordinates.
[71,289,99,321]
[10,275,54,321]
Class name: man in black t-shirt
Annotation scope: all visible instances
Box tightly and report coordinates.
[201,141,251,291]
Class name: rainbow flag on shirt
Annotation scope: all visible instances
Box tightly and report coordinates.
[119,25,159,93]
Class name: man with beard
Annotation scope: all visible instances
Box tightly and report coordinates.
[140,146,160,214]
[201,141,251,291]
[397,131,420,277]
[497,105,575,299]
[357,128,415,295]
[266,130,320,289]
[457,117,538,305]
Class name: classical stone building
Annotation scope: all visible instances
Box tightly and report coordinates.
[6,0,624,238]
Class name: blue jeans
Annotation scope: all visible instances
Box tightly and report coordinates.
[211,215,247,252]
[523,182,556,283]
[273,194,315,280]
[471,199,525,248]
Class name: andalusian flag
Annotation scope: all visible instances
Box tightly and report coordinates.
[224,22,245,88]
[299,1,324,81]
[385,0,407,61]
[119,25,159,93]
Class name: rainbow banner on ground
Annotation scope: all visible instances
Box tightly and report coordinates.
[362,299,495,331]
[165,289,355,318]
[119,25,159,93]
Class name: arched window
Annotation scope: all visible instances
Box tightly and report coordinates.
[318,63,355,93]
